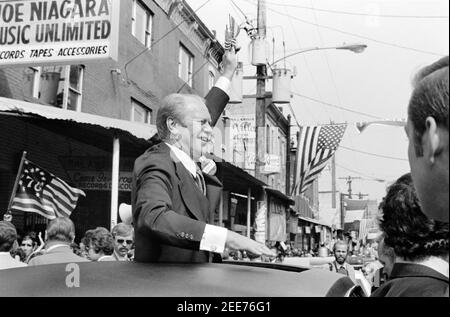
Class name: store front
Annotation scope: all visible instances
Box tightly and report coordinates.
[214,159,266,239]
[0,97,155,240]
[265,188,294,245]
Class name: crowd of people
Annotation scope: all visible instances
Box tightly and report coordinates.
[0,44,448,297]
[0,218,135,269]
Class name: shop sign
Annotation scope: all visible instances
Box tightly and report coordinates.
[261,154,281,174]
[0,0,120,66]
[67,171,132,192]
[304,226,311,234]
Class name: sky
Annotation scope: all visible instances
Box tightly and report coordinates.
[186,0,449,203]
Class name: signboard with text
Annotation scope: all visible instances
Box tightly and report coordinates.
[0,0,120,66]
[67,171,132,192]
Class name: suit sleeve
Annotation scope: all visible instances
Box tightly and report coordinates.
[133,160,206,250]
[205,86,229,127]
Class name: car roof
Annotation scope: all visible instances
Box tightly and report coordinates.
[0,262,355,297]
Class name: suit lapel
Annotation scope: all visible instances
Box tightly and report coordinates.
[174,159,210,222]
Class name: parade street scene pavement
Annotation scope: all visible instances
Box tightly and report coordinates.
[0,0,448,301]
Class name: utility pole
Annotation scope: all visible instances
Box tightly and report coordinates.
[255,0,267,181]
[254,0,268,244]
[339,176,362,199]
[331,156,336,208]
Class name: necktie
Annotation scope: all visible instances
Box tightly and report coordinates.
[195,166,206,195]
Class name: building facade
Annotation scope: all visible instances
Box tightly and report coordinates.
[0,0,225,238]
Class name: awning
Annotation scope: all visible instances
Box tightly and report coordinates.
[212,155,266,195]
[265,187,295,205]
[298,216,332,228]
[0,97,157,141]
[344,209,366,223]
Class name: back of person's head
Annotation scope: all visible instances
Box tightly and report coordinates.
[156,94,205,141]
[88,227,114,255]
[379,173,449,261]
[408,56,449,156]
[0,221,17,252]
[46,217,75,243]
[111,223,134,239]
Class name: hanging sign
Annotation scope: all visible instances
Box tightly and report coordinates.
[0,0,120,66]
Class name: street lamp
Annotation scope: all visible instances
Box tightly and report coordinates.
[270,43,367,67]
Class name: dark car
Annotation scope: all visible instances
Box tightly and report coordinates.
[0,261,365,297]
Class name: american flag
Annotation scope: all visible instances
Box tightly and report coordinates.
[293,124,347,195]
[10,160,85,219]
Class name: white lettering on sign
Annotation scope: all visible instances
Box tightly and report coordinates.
[0,0,119,66]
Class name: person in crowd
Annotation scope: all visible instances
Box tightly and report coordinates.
[85,227,115,262]
[131,46,275,263]
[80,229,94,259]
[28,217,89,266]
[111,223,134,261]
[405,56,448,223]
[20,232,45,263]
[70,242,83,257]
[0,221,27,270]
[10,247,27,263]
[371,173,449,297]
[328,240,356,284]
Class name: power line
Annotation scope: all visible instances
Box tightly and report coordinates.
[242,0,446,57]
[309,0,346,124]
[292,92,383,120]
[124,0,213,79]
[336,163,389,182]
[261,0,449,19]
[340,145,408,162]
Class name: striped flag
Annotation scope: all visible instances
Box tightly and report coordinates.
[10,160,85,219]
[293,124,347,195]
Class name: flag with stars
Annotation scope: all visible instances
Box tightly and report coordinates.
[293,124,347,195]
[10,160,85,219]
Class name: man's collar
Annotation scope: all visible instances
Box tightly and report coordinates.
[45,244,71,253]
[166,142,197,177]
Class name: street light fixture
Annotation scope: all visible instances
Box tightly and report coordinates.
[270,43,367,67]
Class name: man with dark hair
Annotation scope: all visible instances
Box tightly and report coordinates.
[406,56,449,223]
[28,217,88,266]
[372,173,449,297]
[0,221,27,270]
[329,240,356,284]
[111,223,134,261]
[85,227,115,262]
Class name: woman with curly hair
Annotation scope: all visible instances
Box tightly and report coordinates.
[371,173,449,297]
[85,227,115,262]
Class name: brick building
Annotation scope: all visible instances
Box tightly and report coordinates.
[0,0,226,238]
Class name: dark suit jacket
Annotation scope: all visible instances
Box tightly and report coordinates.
[371,262,449,297]
[132,86,229,263]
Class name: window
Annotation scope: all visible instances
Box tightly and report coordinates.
[23,67,41,99]
[27,65,83,111]
[179,45,194,87]
[131,99,152,124]
[56,65,84,111]
[132,0,153,48]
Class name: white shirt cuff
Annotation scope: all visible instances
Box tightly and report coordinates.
[214,76,231,96]
[200,224,227,253]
